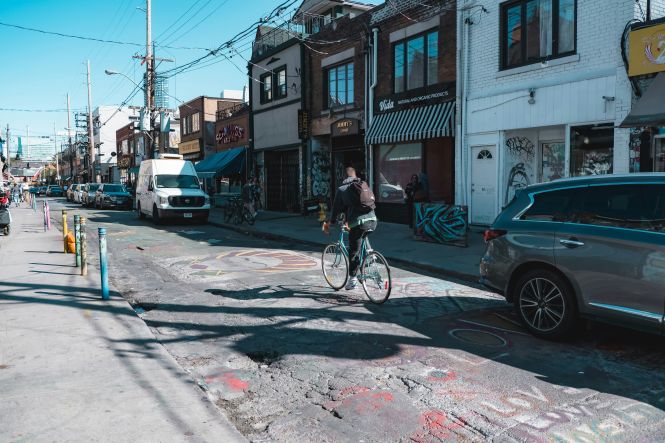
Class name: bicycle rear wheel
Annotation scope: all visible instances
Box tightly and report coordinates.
[360,251,392,304]
[322,243,348,291]
[243,207,255,225]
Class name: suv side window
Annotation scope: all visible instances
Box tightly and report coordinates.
[521,188,579,222]
[575,184,665,233]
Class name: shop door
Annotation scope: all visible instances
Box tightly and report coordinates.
[471,145,497,225]
[266,150,300,212]
[332,149,365,192]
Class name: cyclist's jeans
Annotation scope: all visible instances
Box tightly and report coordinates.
[349,220,377,277]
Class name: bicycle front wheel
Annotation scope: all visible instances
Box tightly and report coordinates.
[322,243,348,291]
[360,251,392,304]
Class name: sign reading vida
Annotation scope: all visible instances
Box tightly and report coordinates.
[376,82,454,113]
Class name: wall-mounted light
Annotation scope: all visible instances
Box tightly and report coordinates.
[583,136,590,145]
[528,89,536,105]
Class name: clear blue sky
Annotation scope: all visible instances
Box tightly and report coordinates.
[0,0,378,147]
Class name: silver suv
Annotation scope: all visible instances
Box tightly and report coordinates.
[480,174,665,339]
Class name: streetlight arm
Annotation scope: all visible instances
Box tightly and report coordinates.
[105,69,145,91]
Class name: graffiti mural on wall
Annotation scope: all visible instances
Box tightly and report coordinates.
[629,127,651,173]
[541,142,565,182]
[504,136,535,205]
[414,203,468,247]
[311,149,331,199]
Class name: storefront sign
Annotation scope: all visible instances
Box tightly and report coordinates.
[179,139,201,155]
[216,124,245,145]
[375,82,454,113]
[629,22,665,76]
[331,118,360,137]
[118,155,131,169]
[298,110,309,139]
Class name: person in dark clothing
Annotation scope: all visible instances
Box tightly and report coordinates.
[323,165,377,290]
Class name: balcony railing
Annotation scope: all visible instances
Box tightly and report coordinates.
[216,102,249,121]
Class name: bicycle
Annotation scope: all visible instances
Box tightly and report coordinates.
[224,196,255,226]
[322,223,392,304]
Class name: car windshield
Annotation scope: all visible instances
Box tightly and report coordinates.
[155,175,200,189]
[51,187,62,191]
[104,185,125,193]
[88,184,101,191]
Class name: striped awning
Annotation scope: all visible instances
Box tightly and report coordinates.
[365,101,455,145]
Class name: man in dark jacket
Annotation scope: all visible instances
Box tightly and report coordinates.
[323,165,377,290]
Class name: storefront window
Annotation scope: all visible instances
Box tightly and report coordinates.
[541,142,565,182]
[570,124,614,177]
[375,143,422,203]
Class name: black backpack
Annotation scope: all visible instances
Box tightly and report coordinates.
[348,179,376,213]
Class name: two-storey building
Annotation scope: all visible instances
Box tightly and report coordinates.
[458,0,665,224]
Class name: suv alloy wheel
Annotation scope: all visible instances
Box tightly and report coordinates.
[513,269,578,340]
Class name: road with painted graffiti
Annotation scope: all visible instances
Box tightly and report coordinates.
[52,199,665,442]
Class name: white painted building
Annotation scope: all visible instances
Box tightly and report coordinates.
[456,0,665,225]
[93,106,141,183]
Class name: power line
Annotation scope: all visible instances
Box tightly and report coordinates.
[0,21,211,51]
[0,107,84,113]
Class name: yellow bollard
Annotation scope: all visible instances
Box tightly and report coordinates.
[318,202,328,223]
[62,210,69,253]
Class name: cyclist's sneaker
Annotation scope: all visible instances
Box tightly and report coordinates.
[345,277,358,290]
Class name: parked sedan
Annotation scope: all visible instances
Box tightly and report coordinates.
[81,183,101,207]
[38,186,48,196]
[480,173,665,340]
[66,184,79,202]
[94,184,132,210]
[46,185,63,197]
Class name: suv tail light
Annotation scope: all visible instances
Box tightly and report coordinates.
[484,229,507,243]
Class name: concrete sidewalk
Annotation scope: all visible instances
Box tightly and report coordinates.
[0,206,245,442]
[209,209,484,282]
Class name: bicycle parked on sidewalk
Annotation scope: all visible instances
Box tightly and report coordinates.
[322,222,392,304]
[224,196,255,226]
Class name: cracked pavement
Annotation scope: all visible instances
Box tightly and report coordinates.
[53,201,665,442]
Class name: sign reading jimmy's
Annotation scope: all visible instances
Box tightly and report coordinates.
[375,82,454,114]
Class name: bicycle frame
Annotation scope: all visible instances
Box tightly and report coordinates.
[333,228,372,271]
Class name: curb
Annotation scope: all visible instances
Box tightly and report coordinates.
[208,218,480,284]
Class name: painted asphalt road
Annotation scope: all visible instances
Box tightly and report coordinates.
[51,199,665,442]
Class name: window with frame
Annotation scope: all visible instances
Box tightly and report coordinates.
[500,0,576,70]
[326,62,354,108]
[394,30,438,93]
[260,72,272,103]
[275,67,287,99]
[191,112,200,133]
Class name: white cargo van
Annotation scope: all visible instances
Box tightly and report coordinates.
[136,154,210,223]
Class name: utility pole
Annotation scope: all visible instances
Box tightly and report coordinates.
[26,125,30,161]
[67,93,73,181]
[5,124,10,171]
[54,122,59,185]
[146,0,156,159]
[86,60,95,183]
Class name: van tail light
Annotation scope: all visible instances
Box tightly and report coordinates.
[484,229,507,243]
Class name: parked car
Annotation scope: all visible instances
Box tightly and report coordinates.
[38,186,48,196]
[81,183,101,207]
[480,173,665,340]
[136,154,210,223]
[66,184,78,202]
[46,185,63,197]
[29,186,39,195]
[95,184,132,210]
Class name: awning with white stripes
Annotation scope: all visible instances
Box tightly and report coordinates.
[365,101,455,145]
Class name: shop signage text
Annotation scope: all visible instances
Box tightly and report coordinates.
[629,22,665,77]
[216,124,245,145]
[331,118,360,137]
[179,139,201,155]
[298,109,310,140]
[375,82,454,113]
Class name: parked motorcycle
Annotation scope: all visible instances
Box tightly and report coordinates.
[0,191,11,236]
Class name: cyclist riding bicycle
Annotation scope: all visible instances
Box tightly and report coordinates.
[323,164,377,290]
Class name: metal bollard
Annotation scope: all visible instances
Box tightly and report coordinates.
[80,217,88,276]
[62,210,69,253]
[74,215,81,267]
[99,228,109,300]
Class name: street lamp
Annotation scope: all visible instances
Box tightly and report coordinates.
[105,68,156,158]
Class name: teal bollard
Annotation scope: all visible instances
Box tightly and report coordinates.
[99,228,109,300]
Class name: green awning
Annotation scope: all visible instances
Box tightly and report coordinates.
[195,147,246,177]
[128,167,140,174]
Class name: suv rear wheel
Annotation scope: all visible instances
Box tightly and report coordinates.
[513,269,578,340]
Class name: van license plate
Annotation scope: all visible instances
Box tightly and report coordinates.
[184,213,193,218]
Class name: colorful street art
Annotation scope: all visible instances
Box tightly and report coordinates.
[504,136,535,205]
[414,203,468,247]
